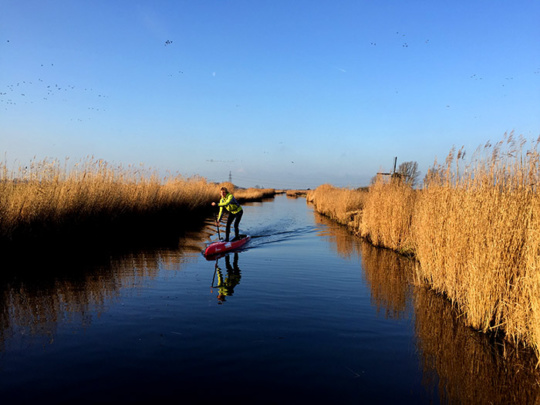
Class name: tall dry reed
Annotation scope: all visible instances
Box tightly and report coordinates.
[413,134,540,355]
[359,177,417,255]
[0,157,219,243]
[308,133,540,359]
[307,184,366,229]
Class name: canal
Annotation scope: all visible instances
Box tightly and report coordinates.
[0,194,538,404]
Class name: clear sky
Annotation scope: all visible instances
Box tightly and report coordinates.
[1,1,539,189]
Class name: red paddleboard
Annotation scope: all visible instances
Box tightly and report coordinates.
[204,235,251,257]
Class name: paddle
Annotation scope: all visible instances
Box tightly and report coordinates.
[214,211,222,240]
[211,259,218,287]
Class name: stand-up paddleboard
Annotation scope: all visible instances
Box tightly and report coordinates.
[204,235,251,257]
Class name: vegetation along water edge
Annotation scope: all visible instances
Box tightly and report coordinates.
[3,133,539,362]
[0,158,275,250]
[307,133,540,362]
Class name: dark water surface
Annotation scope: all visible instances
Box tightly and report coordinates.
[1,195,539,404]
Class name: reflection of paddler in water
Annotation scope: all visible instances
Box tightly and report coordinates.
[211,253,242,304]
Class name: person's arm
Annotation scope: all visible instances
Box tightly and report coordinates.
[217,194,233,207]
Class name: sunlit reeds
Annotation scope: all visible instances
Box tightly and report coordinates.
[359,177,417,255]
[308,133,540,359]
[307,184,366,230]
[0,157,217,243]
[0,158,278,245]
[230,185,276,201]
[413,134,540,357]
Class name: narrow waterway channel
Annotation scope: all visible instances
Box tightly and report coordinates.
[0,195,538,404]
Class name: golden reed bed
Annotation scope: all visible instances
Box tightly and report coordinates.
[0,158,274,246]
[308,133,540,361]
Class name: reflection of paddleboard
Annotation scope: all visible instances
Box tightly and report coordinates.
[204,235,251,257]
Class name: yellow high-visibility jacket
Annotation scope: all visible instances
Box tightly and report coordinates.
[217,193,242,221]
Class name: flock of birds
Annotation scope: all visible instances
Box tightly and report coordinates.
[0,39,112,121]
[0,59,108,120]
[1,34,537,119]
[0,39,184,117]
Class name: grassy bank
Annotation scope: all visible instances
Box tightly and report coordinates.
[308,134,540,359]
[0,158,274,248]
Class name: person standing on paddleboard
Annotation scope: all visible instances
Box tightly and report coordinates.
[212,187,243,242]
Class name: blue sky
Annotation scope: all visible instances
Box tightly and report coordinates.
[1,1,539,189]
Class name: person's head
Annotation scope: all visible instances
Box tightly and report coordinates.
[220,187,228,197]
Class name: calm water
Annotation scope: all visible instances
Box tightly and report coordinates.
[1,195,539,404]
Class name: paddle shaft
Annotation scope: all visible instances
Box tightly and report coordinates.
[214,211,221,240]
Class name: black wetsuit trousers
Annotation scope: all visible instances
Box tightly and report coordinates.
[225,210,243,241]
